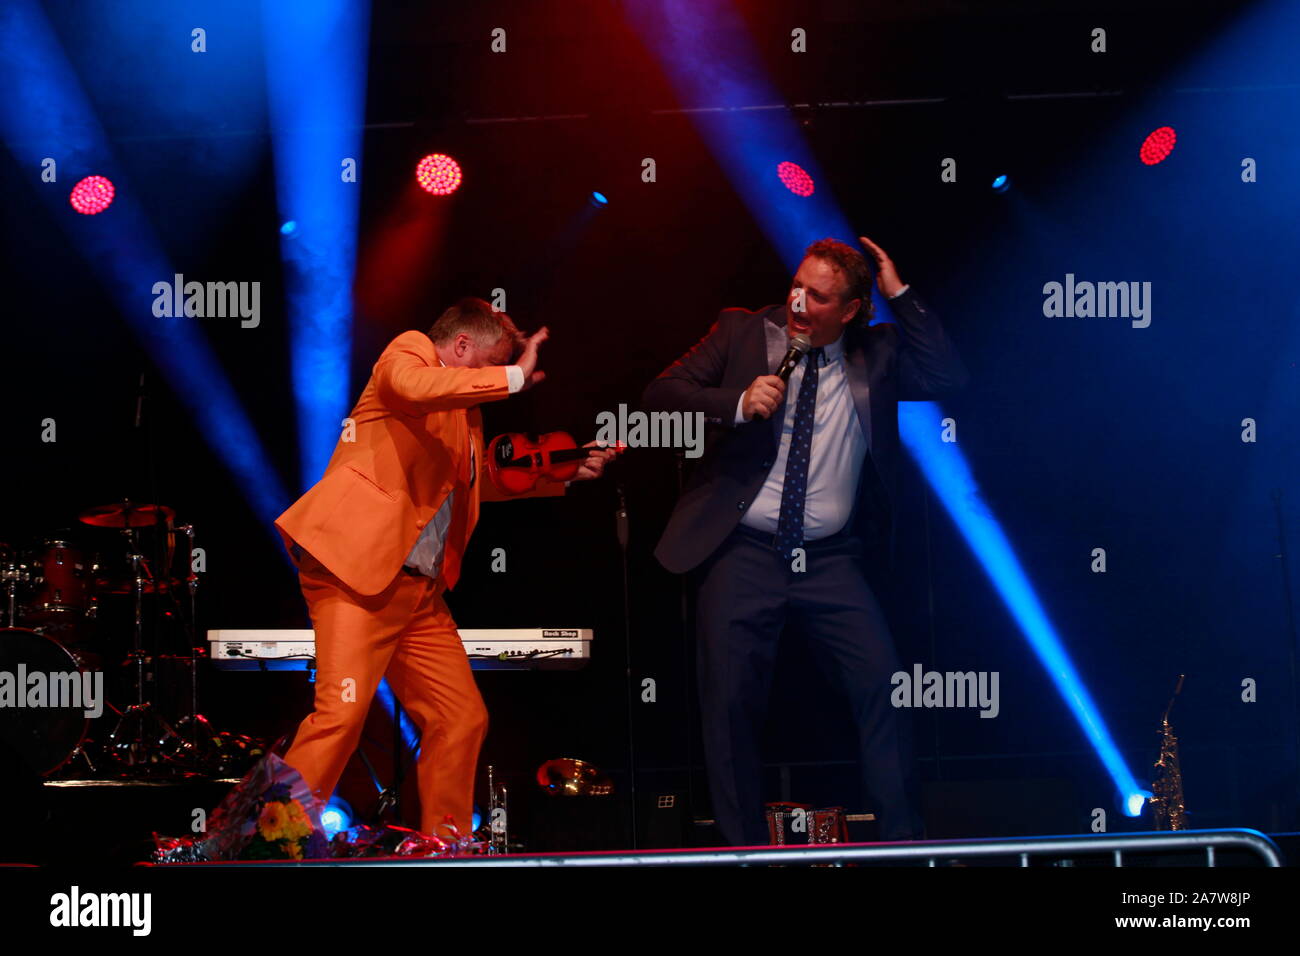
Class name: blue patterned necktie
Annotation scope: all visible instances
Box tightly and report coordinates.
[774,347,824,559]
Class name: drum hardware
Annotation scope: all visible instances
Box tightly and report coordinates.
[0,501,217,776]
[78,501,176,529]
[364,689,420,825]
[6,496,230,779]
[5,369,237,778]
[72,501,192,772]
[173,523,218,769]
[107,542,192,771]
[105,700,184,768]
[46,732,105,779]
[1,544,29,629]
[163,712,219,764]
[143,523,220,772]
[536,757,614,796]
[79,501,180,600]
[96,376,186,772]
[87,534,179,600]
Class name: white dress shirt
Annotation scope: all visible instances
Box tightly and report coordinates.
[403,362,524,578]
[737,333,867,540]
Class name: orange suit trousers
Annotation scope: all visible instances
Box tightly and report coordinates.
[283,550,487,839]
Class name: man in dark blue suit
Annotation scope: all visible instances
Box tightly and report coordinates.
[642,236,968,845]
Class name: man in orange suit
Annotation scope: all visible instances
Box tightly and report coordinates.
[274,297,614,840]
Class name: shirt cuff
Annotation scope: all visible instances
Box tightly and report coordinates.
[505,365,524,393]
[888,284,911,300]
[734,392,748,425]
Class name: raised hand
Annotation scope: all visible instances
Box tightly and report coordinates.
[516,326,549,390]
[858,235,906,298]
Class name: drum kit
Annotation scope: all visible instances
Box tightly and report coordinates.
[0,499,229,779]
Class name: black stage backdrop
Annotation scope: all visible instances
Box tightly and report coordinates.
[2,0,1295,841]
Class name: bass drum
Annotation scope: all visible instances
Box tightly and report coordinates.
[0,628,93,775]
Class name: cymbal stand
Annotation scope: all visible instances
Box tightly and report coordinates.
[169,523,223,771]
[106,531,180,769]
[1,553,23,628]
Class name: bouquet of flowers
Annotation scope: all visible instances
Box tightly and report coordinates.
[243,781,330,860]
[153,753,330,862]
[153,752,485,862]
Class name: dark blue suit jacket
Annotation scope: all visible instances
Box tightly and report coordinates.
[642,288,968,574]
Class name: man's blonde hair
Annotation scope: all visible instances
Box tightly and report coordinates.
[427,297,516,351]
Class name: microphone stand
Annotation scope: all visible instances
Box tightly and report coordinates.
[675,450,698,840]
[373,698,409,824]
[616,474,638,848]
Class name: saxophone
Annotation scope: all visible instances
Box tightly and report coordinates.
[1149,675,1188,830]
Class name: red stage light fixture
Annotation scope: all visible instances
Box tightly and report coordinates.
[416,153,463,195]
[777,161,814,197]
[69,175,116,215]
[1139,127,1177,166]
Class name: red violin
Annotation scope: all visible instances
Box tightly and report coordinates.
[487,431,596,496]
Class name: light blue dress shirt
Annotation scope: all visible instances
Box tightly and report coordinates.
[736,332,867,540]
[734,287,908,541]
[402,362,524,577]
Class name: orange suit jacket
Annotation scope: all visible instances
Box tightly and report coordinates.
[275,330,562,596]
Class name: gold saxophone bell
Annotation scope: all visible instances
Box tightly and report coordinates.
[535,757,614,796]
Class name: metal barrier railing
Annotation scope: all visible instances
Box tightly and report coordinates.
[288,827,1283,867]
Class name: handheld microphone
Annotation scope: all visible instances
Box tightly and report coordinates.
[776,334,813,382]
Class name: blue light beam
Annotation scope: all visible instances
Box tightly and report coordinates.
[899,401,1146,812]
[262,0,372,490]
[622,0,855,272]
[0,0,290,527]
[628,0,1143,812]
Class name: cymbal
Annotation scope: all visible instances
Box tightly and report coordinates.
[78,501,176,529]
